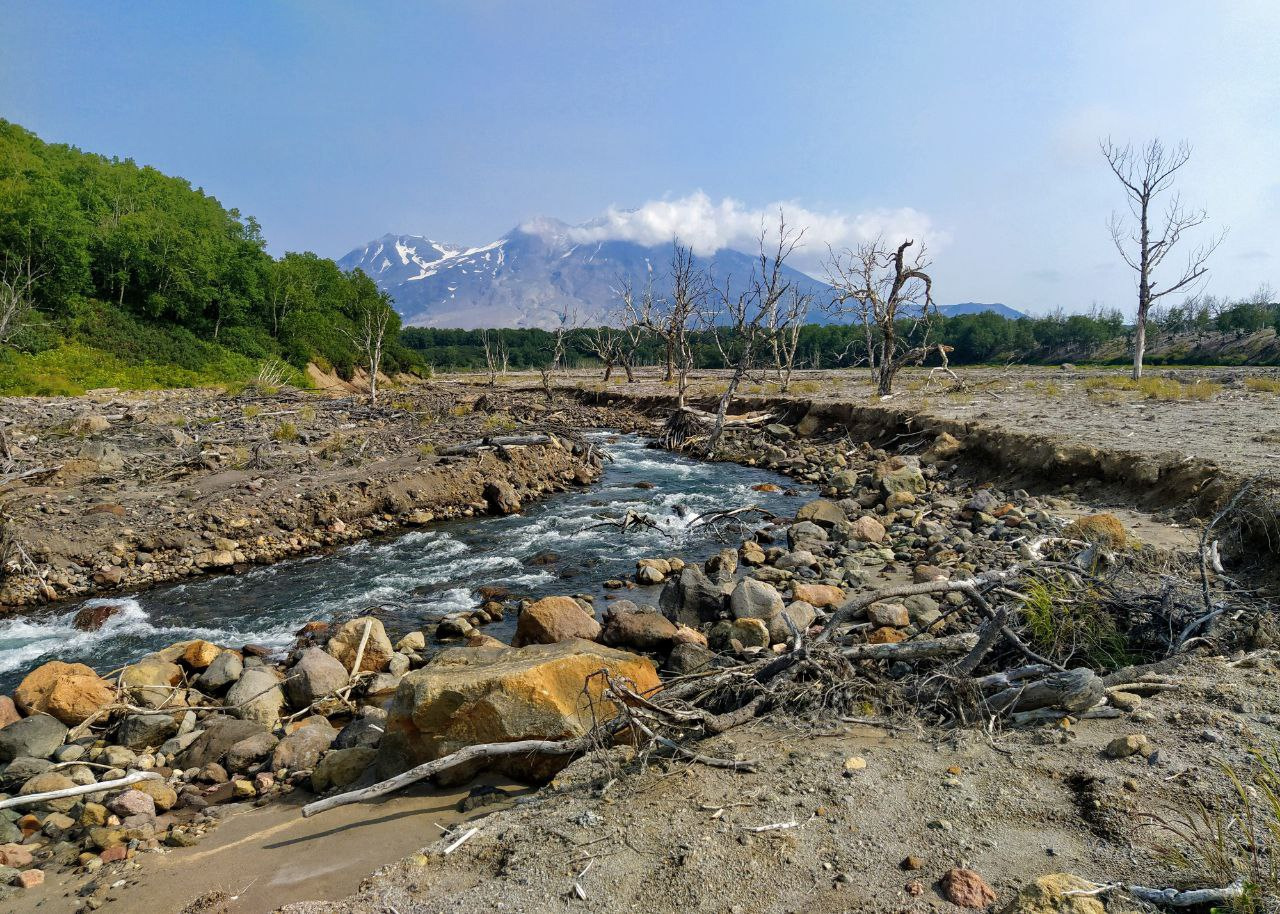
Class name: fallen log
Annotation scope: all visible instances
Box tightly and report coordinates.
[841,632,979,662]
[438,434,563,456]
[301,736,595,817]
[0,770,162,811]
[988,667,1104,714]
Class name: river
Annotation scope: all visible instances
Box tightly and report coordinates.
[0,433,813,691]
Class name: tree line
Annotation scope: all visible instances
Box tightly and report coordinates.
[0,119,419,390]
[399,291,1280,374]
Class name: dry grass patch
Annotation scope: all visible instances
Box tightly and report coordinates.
[1245,377,1280,394]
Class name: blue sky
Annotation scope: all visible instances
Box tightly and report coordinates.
[3,1,1276,314]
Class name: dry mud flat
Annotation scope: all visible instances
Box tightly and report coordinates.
[0,385,640,610]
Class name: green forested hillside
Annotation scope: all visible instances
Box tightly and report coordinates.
[0,120,418,395]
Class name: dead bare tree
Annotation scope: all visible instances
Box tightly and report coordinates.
[342,298,394,404]
[705,213,804,453]
[825,238,942,395]
[583,324,624,382]
[480,329,509,387]
[770,286,812,393]
[539,308,575,403]
[1101,138,1225,380]
[625,244,707,405]
[0,255,40,347]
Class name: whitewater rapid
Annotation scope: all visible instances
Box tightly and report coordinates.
[0,434,811,690]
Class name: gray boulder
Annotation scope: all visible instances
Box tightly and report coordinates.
[0,713,67,761]
[659,565,726,627]
[225,668,285,726]
[225,731,279,772]
[1,755,54,787]
[333,707,387,751]
[311,747,376,793]
[795,499,846,527]
[285,648,348,709]
[271,721,337,771]
[197,651,243,692]
[768,601,817,644]
[177,717,269,769]
[729,578,784,621]
[115,713,180,751]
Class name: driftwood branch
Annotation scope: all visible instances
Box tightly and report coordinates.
[0,770,162,811]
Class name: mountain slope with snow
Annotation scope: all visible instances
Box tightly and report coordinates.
[339,222,1025,329]
[338,220,832,329]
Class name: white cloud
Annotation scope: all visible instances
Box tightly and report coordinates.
[563,192,942,269]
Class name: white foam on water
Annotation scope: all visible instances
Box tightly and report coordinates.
[0,597,301,677]
[420,587,478,618]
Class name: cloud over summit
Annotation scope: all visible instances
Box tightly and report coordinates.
[561,192,940,269]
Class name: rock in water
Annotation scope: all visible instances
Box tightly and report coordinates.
[327,618,394,673]
[512,596,600,647]
[377,640,659,784]
[72,601,127,631]
[14,661,115,726]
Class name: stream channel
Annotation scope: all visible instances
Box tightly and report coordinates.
[0,433,815,691]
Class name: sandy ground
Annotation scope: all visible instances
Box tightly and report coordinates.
[11,775,529,914]
[277,651,1280,914]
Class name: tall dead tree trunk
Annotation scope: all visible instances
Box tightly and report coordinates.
[1101,138,1224,380]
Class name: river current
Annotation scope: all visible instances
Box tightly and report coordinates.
[0,433,813,691]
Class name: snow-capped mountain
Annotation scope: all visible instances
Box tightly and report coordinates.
[338,221,1026,329]
[338,219,832,330]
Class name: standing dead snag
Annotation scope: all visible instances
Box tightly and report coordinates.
[480,328,509,387]
[539,307,575,403]
[342,295,394,404]
[705,212,805,454]
[824,238,943,395]
[624,244,707,407]
[1101,138,1225,380]
[770,286,811,393]
[0,254,40,347]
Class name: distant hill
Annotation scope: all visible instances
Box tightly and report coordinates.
[339,221,831,330]
[937,302,1026,319]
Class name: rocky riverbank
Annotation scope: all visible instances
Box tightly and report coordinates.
[0,388,1274,911]
[0,386,644,611]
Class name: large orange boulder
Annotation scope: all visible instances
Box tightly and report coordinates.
[377,639,659,783]
[14,661,116,725]
[512,596,601,647]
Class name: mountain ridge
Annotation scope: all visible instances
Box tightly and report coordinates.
[339,224,1024,329]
